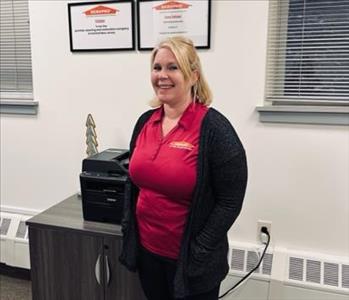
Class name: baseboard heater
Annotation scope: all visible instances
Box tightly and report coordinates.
[0,212,31,269]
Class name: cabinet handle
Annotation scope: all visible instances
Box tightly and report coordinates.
[105,255,110,286]
[95,254,101,285]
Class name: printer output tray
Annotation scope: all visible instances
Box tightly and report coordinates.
[80,173,126,224]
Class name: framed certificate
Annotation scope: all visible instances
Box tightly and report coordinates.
[68,0,135,51]
[137,0,211,50]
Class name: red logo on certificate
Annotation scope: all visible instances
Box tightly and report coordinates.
[84,6,119,16]
[153,1,191,11]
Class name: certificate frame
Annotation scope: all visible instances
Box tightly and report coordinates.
[68,0,135,52]
[136,0,211,50]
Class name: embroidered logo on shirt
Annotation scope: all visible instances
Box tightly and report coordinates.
[169,141,194,150]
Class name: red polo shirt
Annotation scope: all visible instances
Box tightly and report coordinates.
[129,103,208,259]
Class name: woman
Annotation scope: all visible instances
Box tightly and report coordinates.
[119,36,248,300]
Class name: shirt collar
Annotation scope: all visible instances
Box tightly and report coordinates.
[149,102,198,130]
[178,102,197,130]
[149,106,164,124]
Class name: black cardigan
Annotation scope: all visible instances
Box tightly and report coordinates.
[119,107,248,298]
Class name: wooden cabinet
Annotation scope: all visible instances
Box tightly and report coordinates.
[27,195,146,300]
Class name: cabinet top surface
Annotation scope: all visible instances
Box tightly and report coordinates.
[27,194,122,237]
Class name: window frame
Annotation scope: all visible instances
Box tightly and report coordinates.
[0,0,38,115]
[257,0,349,125]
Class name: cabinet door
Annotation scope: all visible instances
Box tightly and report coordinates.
[103,236,147,300]
[29,227,104,300]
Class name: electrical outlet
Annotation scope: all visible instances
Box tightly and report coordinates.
[257,220,272,243]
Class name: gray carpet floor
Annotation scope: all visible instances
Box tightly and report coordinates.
[0,274,32,300]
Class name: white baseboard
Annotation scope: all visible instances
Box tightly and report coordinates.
[221,275,349,300]
[1,205,41,216]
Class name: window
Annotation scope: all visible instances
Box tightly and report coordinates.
[257,0,349,125]
[0,0,37,114]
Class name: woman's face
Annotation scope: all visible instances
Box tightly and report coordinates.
[151,48,193,106]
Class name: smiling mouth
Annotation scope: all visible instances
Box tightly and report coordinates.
[158,84,174,89]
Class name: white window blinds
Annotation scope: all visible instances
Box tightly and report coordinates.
[0,0,33,99]
[266,0,349,105]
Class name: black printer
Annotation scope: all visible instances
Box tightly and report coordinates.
[80,148,129,224]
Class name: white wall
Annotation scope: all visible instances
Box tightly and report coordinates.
[1,0,348,259]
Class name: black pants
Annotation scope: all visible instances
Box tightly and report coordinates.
[138,246,220,300]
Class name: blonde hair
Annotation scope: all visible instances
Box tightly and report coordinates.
[149,36,212,107]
